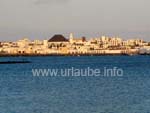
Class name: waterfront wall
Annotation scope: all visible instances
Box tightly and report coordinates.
[0,49,142,56]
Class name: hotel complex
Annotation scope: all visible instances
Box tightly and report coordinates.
[0,33,150,56]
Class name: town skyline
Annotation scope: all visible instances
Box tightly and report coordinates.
[0,33,150,56]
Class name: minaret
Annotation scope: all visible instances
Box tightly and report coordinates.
[69,33,74,43]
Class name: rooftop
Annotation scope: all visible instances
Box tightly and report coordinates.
[48,34,69,42]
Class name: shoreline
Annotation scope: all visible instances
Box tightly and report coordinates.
[0,53,149,57]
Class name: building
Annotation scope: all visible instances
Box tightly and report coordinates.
[17,38,30,48]
[48,34,69,54]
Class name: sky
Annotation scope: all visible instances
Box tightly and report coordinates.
[0,0,150,41]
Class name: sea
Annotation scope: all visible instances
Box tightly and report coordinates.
[0,55,150,113]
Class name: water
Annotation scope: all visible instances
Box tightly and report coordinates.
[0,56,150,113]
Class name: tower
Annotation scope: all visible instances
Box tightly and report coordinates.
[69,33,74,43]
[43,40,48,48]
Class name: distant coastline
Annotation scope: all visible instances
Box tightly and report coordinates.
[0,53,149,57]
[0,33,150,56]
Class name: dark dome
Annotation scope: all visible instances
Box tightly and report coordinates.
[48,34,68,42]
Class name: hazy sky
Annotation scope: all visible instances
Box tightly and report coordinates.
[0,0,150,41]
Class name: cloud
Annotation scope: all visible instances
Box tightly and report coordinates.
[33,0,69,5]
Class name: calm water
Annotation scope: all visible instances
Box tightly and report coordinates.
[0,56,150,113]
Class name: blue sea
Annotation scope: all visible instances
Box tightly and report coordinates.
[0,56,150,113]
